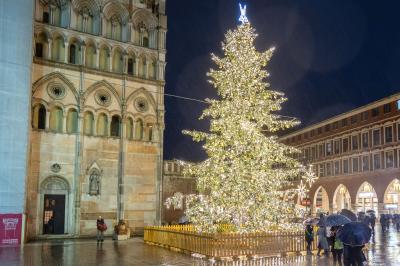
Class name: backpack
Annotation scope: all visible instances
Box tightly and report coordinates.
[334,239,343,250]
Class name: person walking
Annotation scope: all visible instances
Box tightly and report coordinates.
[305,224,314,255]
[96,216,107,243]
[380,214,386,233]
[317,225,329,257]
[332,226,344,265]
[395,214,400,232]
[368,213,376,233]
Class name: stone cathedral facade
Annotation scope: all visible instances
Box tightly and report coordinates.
[26,0,167,239]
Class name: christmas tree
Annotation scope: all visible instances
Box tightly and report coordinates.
[180,6,315,233]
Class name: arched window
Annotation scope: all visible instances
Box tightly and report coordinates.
[99,47,109,71]
[83,111,94,135]
[112,49,123,73]
[127,57,135,75]
[85,44,96,68]
[52,36,65,62]
[35,33,48,58]
[143,36,149,47]
[112,19,122,41]
[97,113,108,136]
[66,109,78,133]
[139,57,147,78]
[69,44,78,64]
[134,119,143,140]
[32,104,46,130]
[126,117,133,139]
[146,123,153,141]
[52,6,62,26]
[110,115,121,137]
[149,59,157,79]
[49,106,63,132]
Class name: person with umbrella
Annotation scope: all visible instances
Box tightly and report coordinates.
[317,223,330,257]
[337,222,371,266]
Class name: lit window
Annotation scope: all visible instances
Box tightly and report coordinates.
[343,159,349,174]
[373,153,381,170]
[352,157,359,172]
[386,151,394,168]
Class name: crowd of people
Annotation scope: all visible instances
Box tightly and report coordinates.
[304,211,379,265]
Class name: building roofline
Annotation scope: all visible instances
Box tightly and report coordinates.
[281,92,400,140]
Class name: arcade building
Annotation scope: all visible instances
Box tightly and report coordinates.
[281,93,400,216]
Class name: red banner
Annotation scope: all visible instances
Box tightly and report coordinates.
[0,214,23,245]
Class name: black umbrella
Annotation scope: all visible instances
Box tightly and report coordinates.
[337,222,372,246]
[325,214,352,227]
[340,209,357,222]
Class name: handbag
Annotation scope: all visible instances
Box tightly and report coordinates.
[98,223,107,232]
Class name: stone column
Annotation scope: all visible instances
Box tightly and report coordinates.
[45,110,50,130]
[0,0,33,241]
[108,52,112,72]
[48,39,53,60]
[64,42,69,63]
[123,53,128,74]
[62,113,67,133]
[80,44,86,66]
[95,47,100,69]
[134,60,139,77]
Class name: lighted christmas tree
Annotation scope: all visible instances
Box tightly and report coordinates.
[177,5,316,233]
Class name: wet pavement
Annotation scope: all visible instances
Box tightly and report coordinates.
[0,226,399,265]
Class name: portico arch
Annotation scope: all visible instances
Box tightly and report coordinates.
[313,186,329,214]
[383,179,400,214]
[356,182,378,214]
[333,184,351,213]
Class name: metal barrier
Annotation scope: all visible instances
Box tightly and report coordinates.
[144,225,318,259]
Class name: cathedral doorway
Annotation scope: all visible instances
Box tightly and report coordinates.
[43,194,65,234]
[39,176,71,235]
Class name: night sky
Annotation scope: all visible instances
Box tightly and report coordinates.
[163,0,400,162]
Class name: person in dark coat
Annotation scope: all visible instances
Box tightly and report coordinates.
[305,225,314,255]
[96,215,106,243]
[380,214,386,233]
[343,244,366,266]
[368,213,376,233]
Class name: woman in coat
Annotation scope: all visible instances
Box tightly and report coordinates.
[96,215,107,243]
[317,225,329,257]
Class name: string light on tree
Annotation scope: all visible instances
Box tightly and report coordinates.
[167,4,317,233]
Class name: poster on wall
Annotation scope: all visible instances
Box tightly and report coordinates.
[0,214,22,245]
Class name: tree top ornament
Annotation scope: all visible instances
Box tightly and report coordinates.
[239,3,249,24]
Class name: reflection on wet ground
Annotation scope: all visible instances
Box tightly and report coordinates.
[0,226,399,265]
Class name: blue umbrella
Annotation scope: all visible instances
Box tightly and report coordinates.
[325,214,352,227]
[340,209,357,222]
[337,222,372,246]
